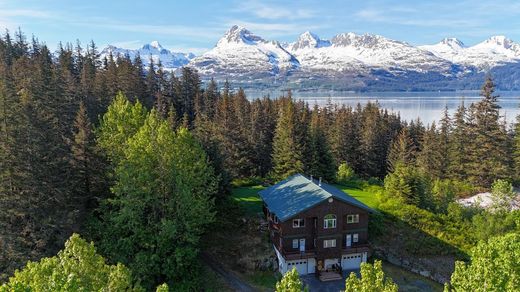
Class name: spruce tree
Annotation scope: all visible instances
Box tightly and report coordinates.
[466,77,510,186]
[271,98,304,180]
[308,105,336,181]
[387,127,416,172]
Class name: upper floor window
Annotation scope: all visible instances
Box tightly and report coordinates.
[324,214,337,229]
[273,215,279,224]
[347,214,359,224]
[353,233,359,243]
[323,239,336,248]
[293,218,305,228]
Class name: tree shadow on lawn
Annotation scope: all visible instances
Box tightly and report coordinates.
[369,210,468,285]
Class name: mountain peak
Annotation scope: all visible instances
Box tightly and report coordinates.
[439,37,465,48]
[483,35,513,48]
[141,41,164,51]
[219,25,263,45]
[149,41,162,49]
[290,31,330,50]
[331,32,393,48]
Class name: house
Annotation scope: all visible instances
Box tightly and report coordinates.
[259,173,373,277]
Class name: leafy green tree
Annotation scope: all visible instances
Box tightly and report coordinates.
[337,162,356,184]
[272,98,304,180]
[96,92,147,164]
[445,233,520,292]
[275,268,308,292]
[345,260,398,292]
[0,234,142,291]
[490,179,516,212]
[97,112,217,289]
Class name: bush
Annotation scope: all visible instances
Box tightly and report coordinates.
[337,162,356,184]
[232,176,265,187]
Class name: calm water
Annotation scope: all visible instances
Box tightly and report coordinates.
[245,90,520,124]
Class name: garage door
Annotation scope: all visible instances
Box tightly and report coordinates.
[341,253,362,270]
[287,260,308,275]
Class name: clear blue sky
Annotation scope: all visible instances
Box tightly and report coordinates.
[1,0,519,54]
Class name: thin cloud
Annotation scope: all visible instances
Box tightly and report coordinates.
[354,8,481,28]
[235,0,316,20]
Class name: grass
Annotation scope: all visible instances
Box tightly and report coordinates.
[381,261,443,292]
[231,185,265,216]
[230,182,380,216]
[335,184,381,209]
[244,270,280,291]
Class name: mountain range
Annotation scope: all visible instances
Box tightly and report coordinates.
[101,26,520,91]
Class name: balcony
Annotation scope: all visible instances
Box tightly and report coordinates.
[282,248,317,260]
[341,243,370,254]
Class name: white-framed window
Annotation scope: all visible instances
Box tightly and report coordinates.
[273,215,279,224]
[324,214,337,229]
[353,233,359,243]
[323,239,336,248]
[347,214,359,224]
[292,218,305,228]
[292,239,299,249]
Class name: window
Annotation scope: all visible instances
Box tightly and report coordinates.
[347,214,359,224]
[273,215,279,224]
[353,233,359,243]
[292,218,305,228]
[324,214,337,229]
[323,239,336,248]
[292,239,299,249]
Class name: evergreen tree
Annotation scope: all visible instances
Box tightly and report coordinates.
[329,105,360,172]
[416,123,443,179]
[308,105,336,181]
[448,103,469,181]
[71,102,107,210]
[387,127,416,172]
[466,77,510,186]
[272,98,304,180]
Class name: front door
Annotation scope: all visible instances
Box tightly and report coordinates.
[346,234,352,247]
[299,238,306,252]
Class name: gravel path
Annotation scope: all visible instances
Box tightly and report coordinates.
[201,252,257,292]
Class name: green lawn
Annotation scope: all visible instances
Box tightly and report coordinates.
[335,184,381,209]
[231,183,380,216]
[231,185,265,216]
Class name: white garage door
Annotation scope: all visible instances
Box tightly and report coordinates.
[287,260,308,275]
[341,253,362,270]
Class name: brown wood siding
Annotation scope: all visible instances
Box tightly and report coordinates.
[266,197,370,260]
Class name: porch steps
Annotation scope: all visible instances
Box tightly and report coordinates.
[319,271,342,282]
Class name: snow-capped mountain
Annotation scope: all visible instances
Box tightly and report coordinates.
[285,31,455,74]
[420,36,520,69]
[188,25,299,79]
[102,27,520,90]
[100,41,195,71]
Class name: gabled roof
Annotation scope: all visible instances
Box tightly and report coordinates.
[258,174,373,222]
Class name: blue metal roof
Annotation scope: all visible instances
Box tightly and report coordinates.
[258,174,373,222]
